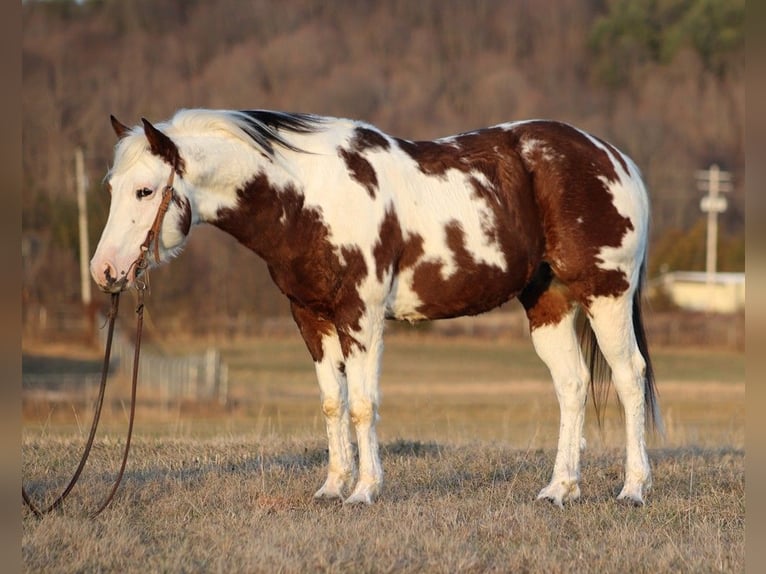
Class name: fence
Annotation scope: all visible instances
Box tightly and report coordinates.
[22,303,229,407]
[24,300,742,409]
[100,315,229,408]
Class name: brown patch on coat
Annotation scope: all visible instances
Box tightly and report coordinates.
[353,127,390,152]
[395,138,462,178]
[396,121,638,318]
[334,246,368,357]
[213,174,368,358]
[172,193,192,236]
[394,128,514,180]
[519,262,575,329]
[337,127,391,198]
[508,121,635,306]
[395,128,543,263]
[373,199,542,321]
[290,302,335,363]
[339,148,378,198]
[372,207,403,282]
[594,136,629,175]
[409,220,539,319]
[372,206,427,298]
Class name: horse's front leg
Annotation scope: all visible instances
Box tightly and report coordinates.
[312,340,356,500]
[342,310,385,505]
[291,304,355,500]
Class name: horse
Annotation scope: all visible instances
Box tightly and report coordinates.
[91,108,661,507]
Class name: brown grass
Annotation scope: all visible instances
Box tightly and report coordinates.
[22,436,744,573]
[22,335,745,572]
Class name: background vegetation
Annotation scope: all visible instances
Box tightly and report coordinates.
[22,0,745,328]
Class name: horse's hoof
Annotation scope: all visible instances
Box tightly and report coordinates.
[343,482,380,505]
[617,475,649,506]
[536,480,580,508]
[617,487,646,506]
[313,475,350,501]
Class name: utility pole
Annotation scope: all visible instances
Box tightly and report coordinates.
[696,164,732,286]
[75,147,91,306]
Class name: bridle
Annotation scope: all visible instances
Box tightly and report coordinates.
[22,167,177,518]
[139,167,177,272]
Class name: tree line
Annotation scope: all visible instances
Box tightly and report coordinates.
[22,0,744,330]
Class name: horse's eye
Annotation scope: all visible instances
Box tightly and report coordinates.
[136,187,154,200]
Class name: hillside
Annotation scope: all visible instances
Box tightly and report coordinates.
[21,0,745,325]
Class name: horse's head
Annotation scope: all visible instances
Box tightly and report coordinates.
[90,116,193,292]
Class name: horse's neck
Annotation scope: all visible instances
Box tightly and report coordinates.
[184,134,315,262]
[186,135,301,225]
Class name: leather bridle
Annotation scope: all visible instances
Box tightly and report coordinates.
[140,167,177,269]
[22,167,177,518]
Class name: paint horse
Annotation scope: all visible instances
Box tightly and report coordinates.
[91,109,660,506]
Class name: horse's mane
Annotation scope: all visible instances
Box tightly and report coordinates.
[170,109,323,156]
[110,109,324,176]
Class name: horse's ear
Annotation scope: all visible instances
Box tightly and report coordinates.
[141,117,185,175]
[110,115,131,139]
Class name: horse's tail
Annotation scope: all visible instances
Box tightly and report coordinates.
[632,261,663,434]
[578,261,663,434]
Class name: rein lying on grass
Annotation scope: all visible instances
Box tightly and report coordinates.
[22,293,134,517]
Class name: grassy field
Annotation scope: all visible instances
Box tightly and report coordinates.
[22,334,745,572]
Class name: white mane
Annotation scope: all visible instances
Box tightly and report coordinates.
[166,109,264,150]
[110,108,325,178]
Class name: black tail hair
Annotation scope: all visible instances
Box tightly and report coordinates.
[578,262,662,433]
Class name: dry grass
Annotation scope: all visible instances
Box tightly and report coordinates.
[22,436,744,573]
[22,335,745,572]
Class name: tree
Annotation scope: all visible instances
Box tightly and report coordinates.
[21,0,745,332]
[589,0,744,88]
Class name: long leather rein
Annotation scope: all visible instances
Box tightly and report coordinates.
[22,169,176,518]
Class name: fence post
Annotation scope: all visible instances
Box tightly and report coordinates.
[102,319,229,406]
[218,362,229,406]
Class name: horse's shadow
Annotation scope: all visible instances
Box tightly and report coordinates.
[30,441,735,510]
[24,439,453,508]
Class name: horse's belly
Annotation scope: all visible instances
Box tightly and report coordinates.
[386,263,525,322]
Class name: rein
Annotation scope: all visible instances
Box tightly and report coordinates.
[22,169,175,518]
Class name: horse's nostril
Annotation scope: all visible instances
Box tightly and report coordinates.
[103,262,117,285]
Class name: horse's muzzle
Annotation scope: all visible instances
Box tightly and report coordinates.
[91,260,133,293]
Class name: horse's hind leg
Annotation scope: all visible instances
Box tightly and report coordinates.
[587,294,652,504]
[520,277,589,507]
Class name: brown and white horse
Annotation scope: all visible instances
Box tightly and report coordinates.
[91,109,661,506]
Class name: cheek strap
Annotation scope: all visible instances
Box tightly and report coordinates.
[139,167,176,265]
